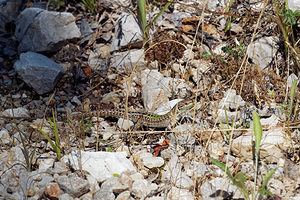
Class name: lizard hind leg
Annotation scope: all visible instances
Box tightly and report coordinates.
[133,118,143,131]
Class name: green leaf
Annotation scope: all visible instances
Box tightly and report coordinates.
[289,80,297,116]
[252,111,262,156]
[138,0,147,32]
[261,168,277,189]
[209,158,234,180]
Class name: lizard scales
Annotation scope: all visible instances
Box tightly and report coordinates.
[71,100,194,128]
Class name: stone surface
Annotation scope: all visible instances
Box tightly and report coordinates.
[217,108,240,123]
[15,8,81,53]
[117,118,134,130]
[68,151,136,182]
[14,52,64,95]
[247,36,278,70]
[219,89,245,110]
[115,190,132,200]
[287,73,298,88]
[200,177,242,200]
[110,49,146,73]
[93,190,115,200]
[110,12,143,52]
[288,0,300,11]
[232,128,291,163]
[1,107,30,118]
[132,179,158,199]
[0,0,22,33]
[45,182,61,199]
[57,175,90,197]
[38,158,55,173]
[58,193,73,200]
[100,175,131,194]
[161,155,193,189]
[0,128,11,144]
[167,186,194,200]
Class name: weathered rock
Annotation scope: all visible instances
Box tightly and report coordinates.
[110,49,146,73]
[38,158,55,173]
[14,52,64,95]
[288,0,300,11]
[110,13,143,52]
[100,175,131,194]
[15,8,81,53]
[167,186,194,200]
[232,128,291,163]
[58,193,73,200]
[219,89,245,110]
[1,107,30,118]
[68,151,136,182]
[161,155,193,189]
[93,190,115,200]
[0,128,11,144]
[57,175,90,197]
[133,151,164,169]
[0,0,22,33]
[132,179,158,199]
[116,190,132,200]
[200,177,243,200]
[117,118,134,131]
[247,36,279,70]
[44,183,61,199]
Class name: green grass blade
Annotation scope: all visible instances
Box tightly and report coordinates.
[210,158,234,180]
[253,111,262,156]
[253,110,262,196]
[51,111,61,160]
[138,0,147,32]
[234,172,249,200]
[289,80,297,116]
[146,0,174,32]
[261,168,277,189]
[39,128,57,152]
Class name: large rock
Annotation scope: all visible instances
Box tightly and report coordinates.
[288,0,300,11]
[0,0,22,33]
[14,52,64,95]
[247,36,278,70]
[15,8,81,53]
[110,12,143,52]
[68,151,136,183]
[231,128,291,163]
[110,49,146,73]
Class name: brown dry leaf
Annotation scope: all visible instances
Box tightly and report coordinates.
[153,139,169,157]
[202,24,217,35]
[182,17,200,32]
[82,65,92,78]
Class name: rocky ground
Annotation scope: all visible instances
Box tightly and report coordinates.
[0,0,300,199]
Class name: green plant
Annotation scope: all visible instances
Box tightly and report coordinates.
[222,42,245,60]
[218,108,232,143]
[138,0,174,44]
[82,0,96,14]
[274,1,300,68]
[50,0,64,7]
[211,111,277,200]
[224,0,235,32]
[19,132,36,172]
[39,111,61,160]
[280,80,298,120]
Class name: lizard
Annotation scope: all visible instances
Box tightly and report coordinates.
[0,100,196,130]
[69,99,195,130]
